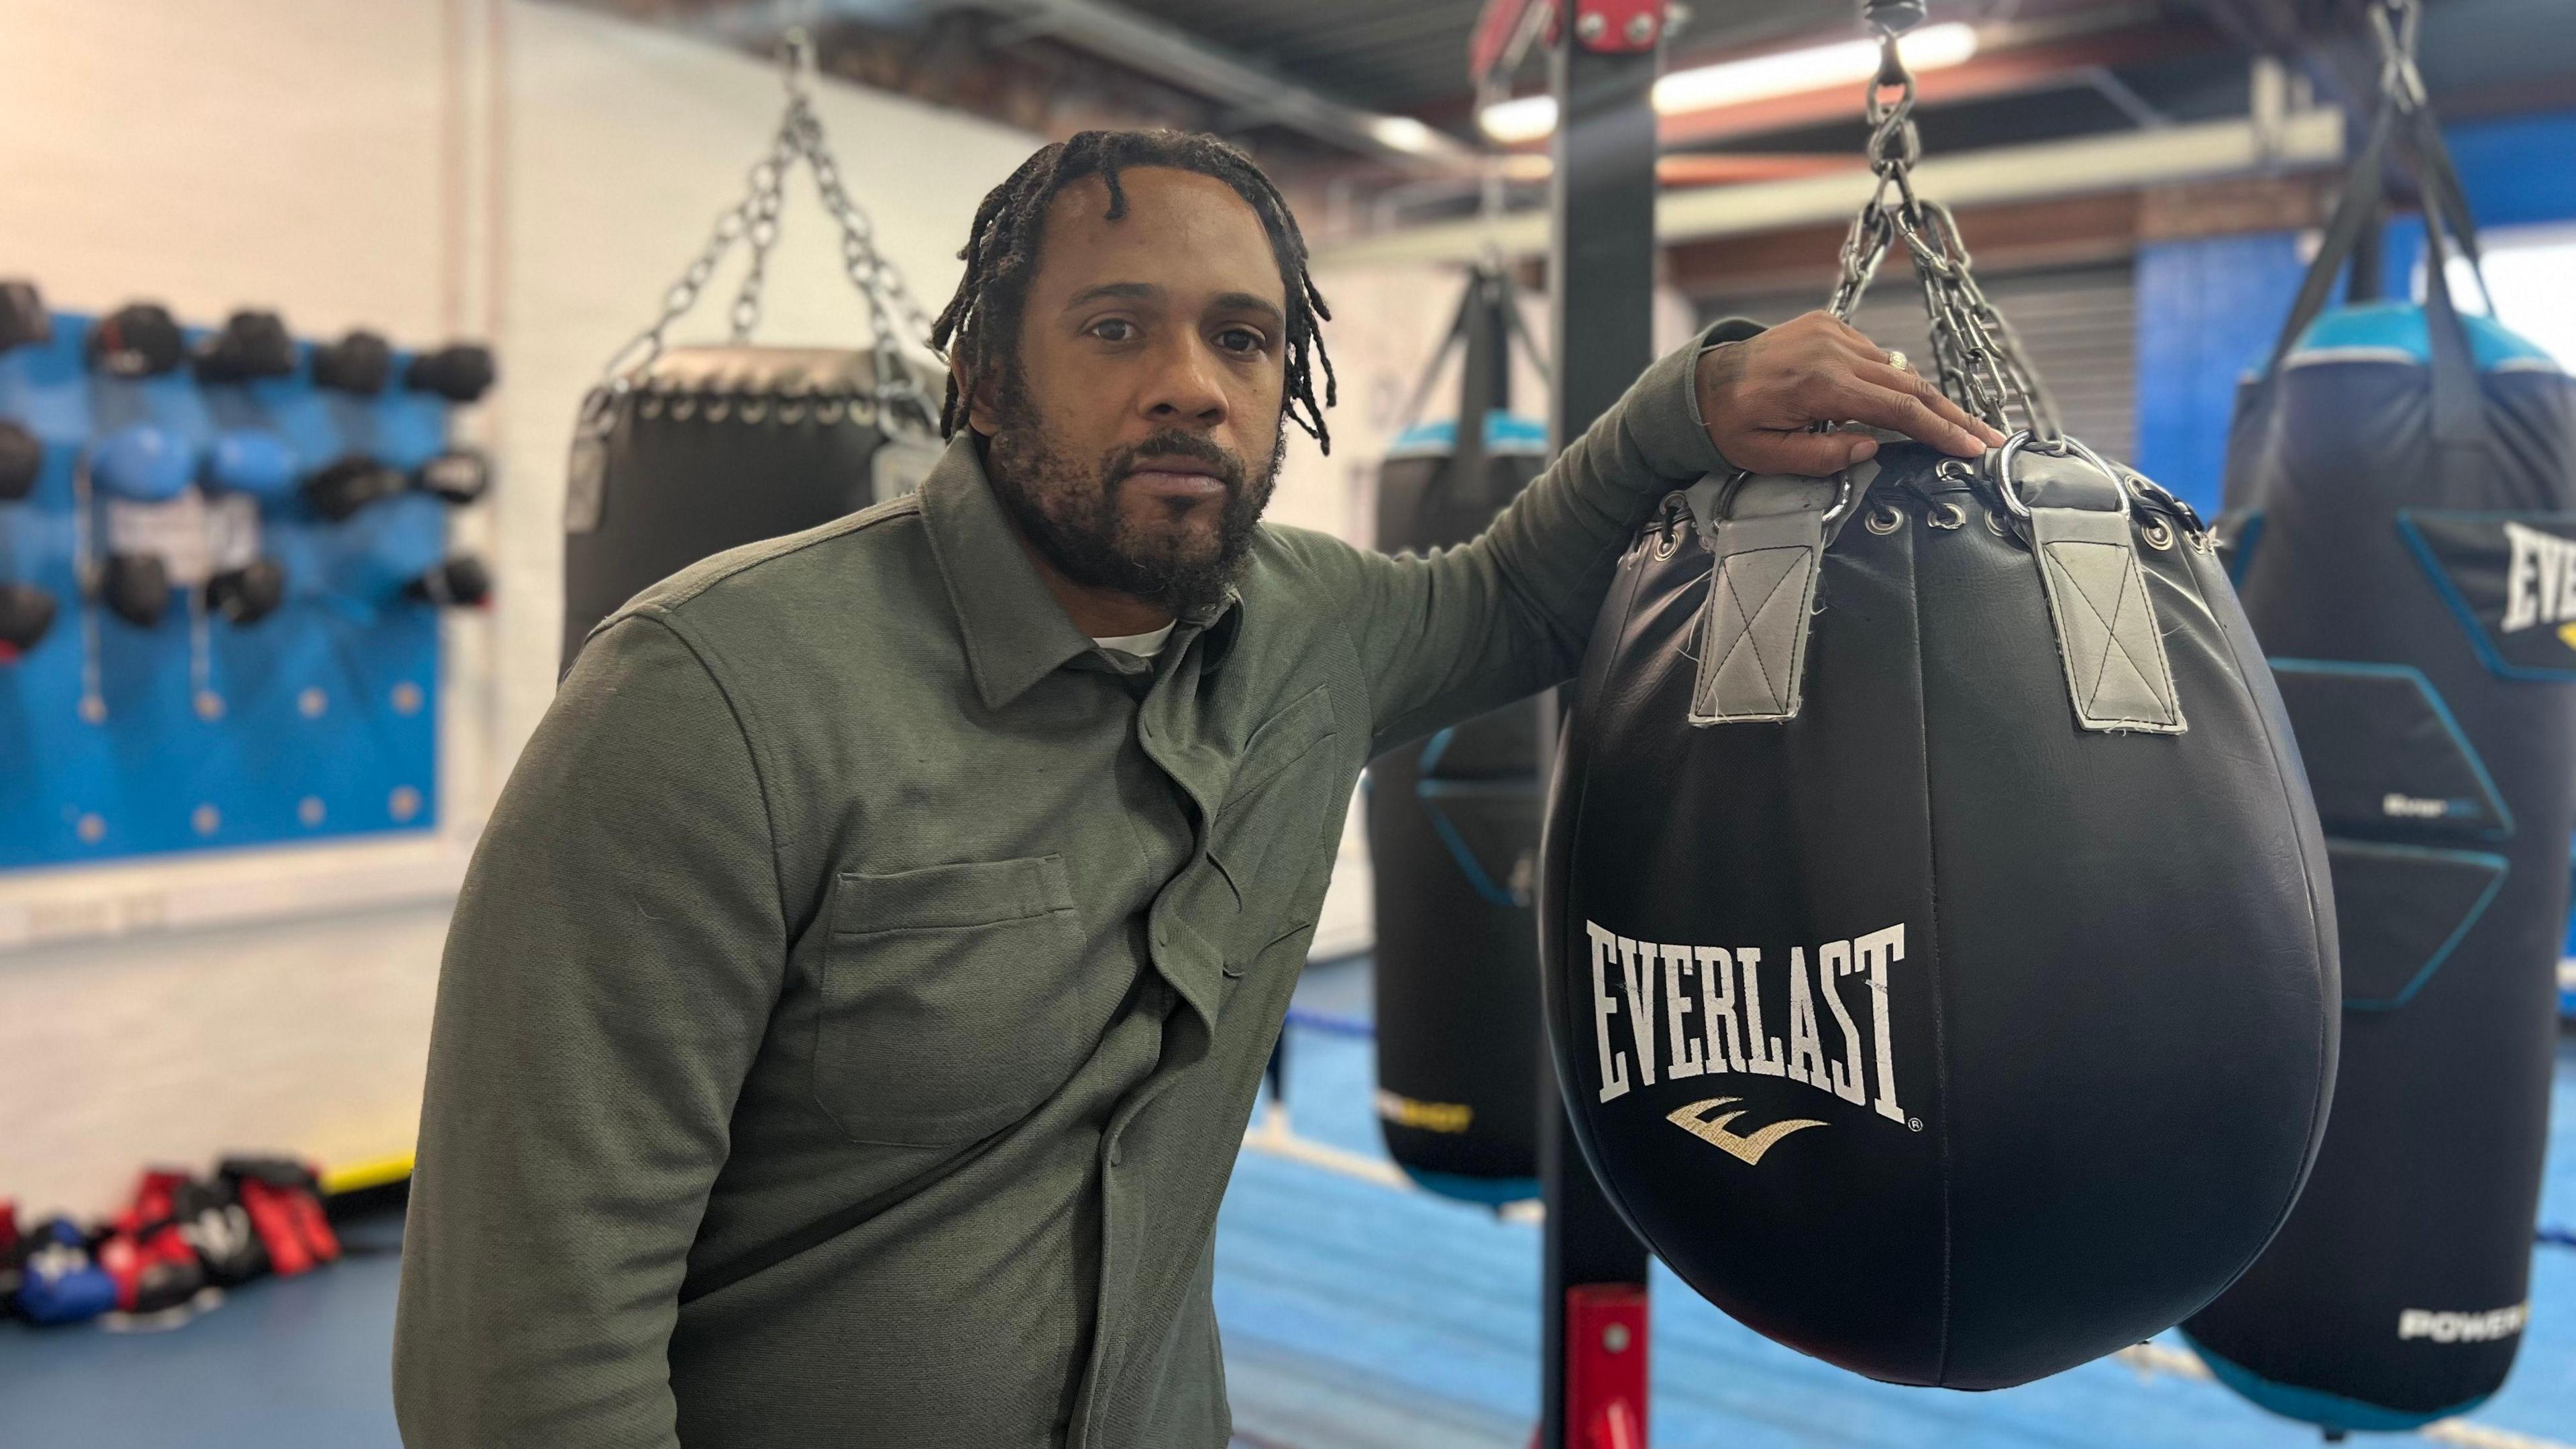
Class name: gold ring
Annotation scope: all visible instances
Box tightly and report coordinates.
[1884,349,1911,373]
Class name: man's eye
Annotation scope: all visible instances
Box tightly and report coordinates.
[1089,319,1137,343]
[1216,327,1266,354]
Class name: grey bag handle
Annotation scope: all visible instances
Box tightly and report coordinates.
[1995,436,2185,735]
[1686,470,1858,727]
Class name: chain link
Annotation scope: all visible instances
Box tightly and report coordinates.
[1825,27,2060,441]
[587,28,938,435]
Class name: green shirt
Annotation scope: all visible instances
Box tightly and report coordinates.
[392,325,1735,1448]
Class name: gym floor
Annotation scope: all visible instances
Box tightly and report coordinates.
[4,955,2571,1449]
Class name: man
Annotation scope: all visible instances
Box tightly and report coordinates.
[392,129,1998,1447]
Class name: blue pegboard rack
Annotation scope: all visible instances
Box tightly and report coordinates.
[0,298,486,871]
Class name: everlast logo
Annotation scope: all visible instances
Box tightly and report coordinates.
[2382,792,2477,821]
[2397,1303,2528,1344]
[1583,921,1910,1162]
[2498,521,2576,636]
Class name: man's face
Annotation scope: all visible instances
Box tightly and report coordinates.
[965,167,1291,616]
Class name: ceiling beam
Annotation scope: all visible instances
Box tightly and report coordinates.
[1641,23,2220,151]
[2182,0,2377,113]
[1313,107,2343,268]
[927,0,1479,170]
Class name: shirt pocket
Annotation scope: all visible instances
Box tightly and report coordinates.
[810,855,1089,1147]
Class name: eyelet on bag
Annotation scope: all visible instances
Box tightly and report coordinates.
[1865,501,1904,535]
[669,395,697,422]
[1648,492,1688,560]
[1935,458,1976,485]
[704,395,732,423]
[1983,506,2010,539]
[816,397,846,426]
[1927,500,1966,529]
[2140,518,2176,551]
[638,394,664,420]
[739,396,769,424]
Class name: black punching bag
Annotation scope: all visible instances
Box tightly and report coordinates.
[1539,87,2337,1383]
[1369,267,1552,1202]
[562,347,938,667]
[2182,89,2576,1432]
[558,49,945,669]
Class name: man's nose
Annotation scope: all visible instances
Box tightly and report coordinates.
[1142,335,1228,429]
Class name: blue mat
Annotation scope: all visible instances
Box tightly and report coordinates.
[1,958,2565,1448]
[1223,957,2576,1448]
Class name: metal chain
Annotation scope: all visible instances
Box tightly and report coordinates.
[1825,25,2060,440]
[586,28,938,435]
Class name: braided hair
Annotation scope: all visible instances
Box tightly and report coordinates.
[930,129,1336,453]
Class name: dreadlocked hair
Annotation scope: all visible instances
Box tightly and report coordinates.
[930,129,1337,453]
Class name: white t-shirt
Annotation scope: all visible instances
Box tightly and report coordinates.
[1091,622,1176,659]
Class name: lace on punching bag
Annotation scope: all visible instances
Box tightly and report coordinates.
[557,29,945,668]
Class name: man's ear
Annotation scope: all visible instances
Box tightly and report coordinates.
[951,355,1001,437]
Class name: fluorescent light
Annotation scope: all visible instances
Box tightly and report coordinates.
[1658,23,1979,114]
[1480,94,1561,146]
[1368,115,1445,155]
[1477,22,1981,144]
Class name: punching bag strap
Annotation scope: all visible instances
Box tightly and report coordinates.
[1451,268,1507,519]
[2264,0,2491,413]
[2417,202,2488,482]
[1997,435,2186,734]
[1685,471,1853,727]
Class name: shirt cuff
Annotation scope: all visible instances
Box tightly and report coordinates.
[1629,317,1767,479]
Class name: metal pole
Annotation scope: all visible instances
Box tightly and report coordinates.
[1539,3,1661,1444]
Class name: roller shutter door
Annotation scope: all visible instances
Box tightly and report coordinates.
[1700,260,2137,463]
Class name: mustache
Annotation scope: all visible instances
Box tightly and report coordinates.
[1104,431,1247,492]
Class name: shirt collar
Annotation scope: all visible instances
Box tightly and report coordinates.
[918,435,1242,710]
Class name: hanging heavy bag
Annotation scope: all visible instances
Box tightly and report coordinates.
[1538,25,2338,1390]
[560,33,945,670]
[1368,266,1554,1201]
[2182,3,2576,1429]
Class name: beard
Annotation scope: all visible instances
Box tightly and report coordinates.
[981,364,1283,619]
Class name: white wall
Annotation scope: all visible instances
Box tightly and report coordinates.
[0,0,1699,1216]
[0,0,1041,1216]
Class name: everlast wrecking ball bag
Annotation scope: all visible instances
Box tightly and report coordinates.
[1370,265,1552,1202]
[2183,6,2576,1428]
[1539,28,2339,1389]
[560,44,942,669]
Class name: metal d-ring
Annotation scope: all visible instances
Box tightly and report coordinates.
[1819,472,1856,526]
[1992,431,2129,523]
[1693,469,1854,543]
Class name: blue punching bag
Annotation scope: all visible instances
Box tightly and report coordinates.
[2184,65,2576,1431]
[1368,266,1552,1202]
